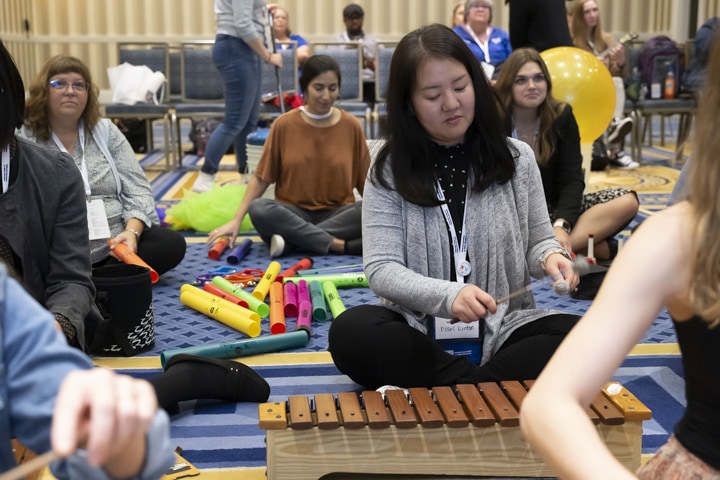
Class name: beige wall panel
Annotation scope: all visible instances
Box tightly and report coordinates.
[0,0,711,89]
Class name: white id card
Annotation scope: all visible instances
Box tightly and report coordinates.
[87,199,111,240]
[434,316,481,340]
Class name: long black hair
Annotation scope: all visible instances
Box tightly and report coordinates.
[299,55,341,96]
[372,23,515,206]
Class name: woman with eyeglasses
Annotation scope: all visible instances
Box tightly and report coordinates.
[452,0,512,76]
[494,48,638,264]
[20,56,186,295]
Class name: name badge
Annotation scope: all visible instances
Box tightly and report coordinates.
[87,199,111,240]
[433,316,481,340]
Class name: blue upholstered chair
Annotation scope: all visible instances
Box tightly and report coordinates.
[311,42,372,139]
[104,42,173,169]
[258,45,299,121]
[171,41,226,167]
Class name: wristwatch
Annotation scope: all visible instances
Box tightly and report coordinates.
[553,219,572,234]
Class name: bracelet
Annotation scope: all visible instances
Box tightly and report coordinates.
[553,219,572,234]
[541,248,571,270]
[125,227,142,239]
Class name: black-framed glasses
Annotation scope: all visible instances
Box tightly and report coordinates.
[49,79,89,92]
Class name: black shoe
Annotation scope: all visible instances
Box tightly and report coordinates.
[150,354,271,413]
[607,117,633,144]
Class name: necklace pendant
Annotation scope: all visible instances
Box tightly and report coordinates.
[457,260,472,278]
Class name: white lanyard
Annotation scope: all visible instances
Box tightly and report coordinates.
[465,25,491,63]
[435,180,472,284]
[1,147,9,194]
[51,121,91,196]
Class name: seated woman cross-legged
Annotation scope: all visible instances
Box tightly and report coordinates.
[21,55,186,276]
[328,24,582,391]
[494,48,639,263]
[208,55,370,257]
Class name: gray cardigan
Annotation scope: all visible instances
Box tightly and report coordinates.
[362,138,563,363]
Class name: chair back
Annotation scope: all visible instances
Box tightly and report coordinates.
[117,42,170,102]
[261,44,299,101]
[311,42,363,102]
[374,42,396,103]
[168,46,182,100]
[180,41,224,103]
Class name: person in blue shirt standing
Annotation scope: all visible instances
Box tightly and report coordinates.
[452,0,512,79]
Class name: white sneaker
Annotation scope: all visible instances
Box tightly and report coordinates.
[191,172,216,193]
[375,385,409,399]
[609,150,639,169]
[607,117,633,144]
[269,234,285,258]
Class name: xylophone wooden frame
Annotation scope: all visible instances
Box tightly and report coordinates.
[259,380,652,479]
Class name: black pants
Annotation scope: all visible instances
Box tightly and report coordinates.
[328,304,579,389]
[94,226,186,275]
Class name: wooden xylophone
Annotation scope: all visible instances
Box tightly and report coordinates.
[259,380,651,479]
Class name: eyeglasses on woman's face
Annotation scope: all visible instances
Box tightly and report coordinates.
[468,3,490,11]
[49,79,89,93]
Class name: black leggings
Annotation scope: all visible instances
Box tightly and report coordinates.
[328,304,579,389]
[94,226,186,275]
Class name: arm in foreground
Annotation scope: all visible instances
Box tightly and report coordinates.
[520,205,691,479]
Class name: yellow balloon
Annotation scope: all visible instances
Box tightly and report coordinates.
[540,47,615,143]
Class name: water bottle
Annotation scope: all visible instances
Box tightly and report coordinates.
[627,66,641,101]
[663,67,675,99]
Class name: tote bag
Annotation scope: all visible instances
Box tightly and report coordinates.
[89,264,155,356]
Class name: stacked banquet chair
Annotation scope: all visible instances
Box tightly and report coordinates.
[370,42,396,139]
[623,38,697,166]
[258,44,299,123]
[104,42,174,169]
[171,41,226,168]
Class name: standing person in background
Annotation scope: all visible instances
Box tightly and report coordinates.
[571,0,638,169]
[520,40,720,480]
[451,2,465,28]
[21,55,186,278]
[191,0,283,193]
[494,48,638,263]
[328,24,581,391]
[207,55,369,257]
[272,6,311,68]
[333,3,377,103]
[505,0,574,52]
[452,0,512,78]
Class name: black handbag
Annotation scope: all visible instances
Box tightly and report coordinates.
[88,263,155,356]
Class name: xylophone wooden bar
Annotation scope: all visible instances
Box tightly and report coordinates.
[259,380,651,479]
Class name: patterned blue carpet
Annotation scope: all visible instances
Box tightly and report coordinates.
[113,122,688,475]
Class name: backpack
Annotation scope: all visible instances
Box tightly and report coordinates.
[638,35,684,98]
